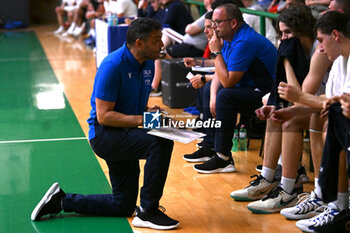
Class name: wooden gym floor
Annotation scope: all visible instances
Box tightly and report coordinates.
[0,25,313,233]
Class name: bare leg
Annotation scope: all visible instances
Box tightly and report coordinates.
[263,119,282,169]
[281,115,310,179]
[338,151,348,193]
[309,113,325,178]
[55,7,64,27]
[152,59,162,90]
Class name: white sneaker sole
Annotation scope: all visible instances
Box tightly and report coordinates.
[193,164,236,174]
[280,209,321,220]
[132,217,179,230]
[31,182,59,221]
[295,221,314,233]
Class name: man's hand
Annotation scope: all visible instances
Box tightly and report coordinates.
[255,105,276,120]
[271,107,294,123]
[340,93,350,119]
[278,82,301,103]
[321,96,340,119]
[190,74,205,89]
[147,105,161,112]
[209,30,223,53]
[183,57,196,67]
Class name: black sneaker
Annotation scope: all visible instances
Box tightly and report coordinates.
[255,164,263,173]
[314,209,350,233]
[193,154,236,173]
[149,89,162,97]
[297,166,310,183]
[183,147,216,163]
[31,182,66,221]
[132,206,179,230]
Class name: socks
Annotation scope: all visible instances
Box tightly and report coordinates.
[217,152,229,161]
[261,166,275,182]
[336,192,349,211]
[140,206,145,212]
[280,176,296,194]
[314,178,323,199]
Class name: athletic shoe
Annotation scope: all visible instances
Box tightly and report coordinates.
[183,147,216,163]
[247,186,298,214]
[296,202,340,232]
[314,209,350,233]
[196,141,204,148]
[230,175,278,201]
[298,166,310,183]
[255,164,263,173]
[31,182,66,221]
[280,191,326,220]
[54,26,65,35]
[73,23,85,37]
[66,23,75,35]
[149,89,162,97]
[193,154,236,173]
[132,206,179,230]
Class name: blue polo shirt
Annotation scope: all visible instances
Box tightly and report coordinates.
[87,43,154,140]
[221,23,277,91]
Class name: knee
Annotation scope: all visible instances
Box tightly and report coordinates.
[282,118,304,132]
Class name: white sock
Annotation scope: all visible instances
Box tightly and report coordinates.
[314,178,323,199]
[261,166,275,182]
[280,176,296,194]
[336,192,349,211]
[140,206,145,212]
[217,152,229,161]
[89,28,96,38]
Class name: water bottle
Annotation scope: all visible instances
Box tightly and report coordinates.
[107,14,118,26]
[239,125,247,151]
[231,129,239,152]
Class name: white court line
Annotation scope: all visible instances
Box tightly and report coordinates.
[0,137,87,144]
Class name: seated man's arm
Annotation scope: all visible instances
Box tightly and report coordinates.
[210,73,221,118]
[278,45,331,109]
[96,98,143,127]
[284,58,301,90]
[302,48,331,94]
[185,22,202,36]
[214,53,244,88]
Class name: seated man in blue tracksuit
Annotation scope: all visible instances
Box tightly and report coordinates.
[31,18,179,230]
[183,3,277,173]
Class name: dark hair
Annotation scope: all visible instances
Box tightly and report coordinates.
[205,10,213,20]
[335,0,350,14]
[277,5,315,39]
[216,3,244,22]
[315,11,350,37]
[211,0,244,10]
[126,18,162,45]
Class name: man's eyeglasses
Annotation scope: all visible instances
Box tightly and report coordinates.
[211,18,234,27]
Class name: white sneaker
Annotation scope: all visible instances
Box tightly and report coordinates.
[73,23,85,37]
[247,186,298,214]
[66,23,75,35]
[54,26,65,34]
[230,175,278,201]
[280,191,326,220]
[296,202,340,232]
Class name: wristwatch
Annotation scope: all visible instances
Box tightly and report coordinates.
[211,51,221,59]
[201,75,206,83]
